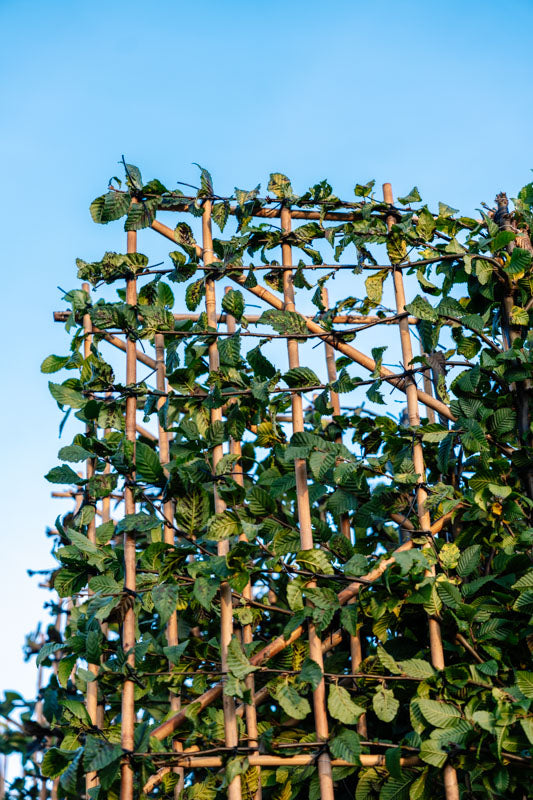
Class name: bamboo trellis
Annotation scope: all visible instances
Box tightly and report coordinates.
[42,176,476,800]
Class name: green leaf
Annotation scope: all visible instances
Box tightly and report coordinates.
[275,681,311,719]
[164,641,189,665]
[37,641,65,667]
[83,736,123,772]
[116,513,160,532]
[416,207,436,241]
[417,699,461,728]
[206,510,241,541]
[185,278,205,311]
[405,295,437,322]
[365,270,388,305]
[258,309,307,335]
[268,173,294,199]
[507,246,532,277]
[510,305,529,325]
[90,191,131,224]
[520,718,533,745]
[457,545,481,577]
[94,520,115,545]
[227,637,259,679]
[222,289,245,321]
[41,354,71,373]
[61,698,92,724]
[41,748,72,779]
[152,584,179,625]
[512,571,533,590]
[193,576,218,610]
[67,528,99,556]
[490,407,517,436]
[340,605,359,636]
[379,774,413,800]
[439,542,460,569]
[296,549,334,575]
[282,366,320,388]
[212,201,229,232]
[386,231,407,265]
[59,749,82,794]
[297,658,323,691]
[475,258,494,284]
[157,281,174,308]
[354,180,375,197]
[136,442,164,483]
[398,659,435,679]
[57,655,77,688]
[419,739,447,768]
[45,465,85,485]
[330,729,361,765]
[377,645,401,674]
[398,187,421,204]
[175,487,210,536]
[328,684,365,724]
[124,197,159,231]
[58,444,93,463]
[48,381,84,409]
[438,201,458,218]
[246,486,276,515]
[515,670,533,698]
[372,687,399,722]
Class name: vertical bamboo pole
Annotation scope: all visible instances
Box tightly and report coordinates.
[97,410,111,730]
[281,207,335,800]
[225,288,261,800]
[202,203,241,800]
[321,287,367,737]
[154,332,184,798]
[83,283,99,794]
[120,221,138,800]
[383,184,459,800]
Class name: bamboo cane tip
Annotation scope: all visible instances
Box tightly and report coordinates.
[382,183,394,204]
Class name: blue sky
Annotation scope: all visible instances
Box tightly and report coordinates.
[1,0,533,698]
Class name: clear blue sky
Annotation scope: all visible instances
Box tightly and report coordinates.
[1,0,533,698]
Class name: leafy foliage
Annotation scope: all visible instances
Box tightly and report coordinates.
[5,162,533,800]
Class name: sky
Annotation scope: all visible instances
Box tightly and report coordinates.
[1,0,533,702]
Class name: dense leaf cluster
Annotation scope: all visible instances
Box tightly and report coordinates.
[2,164,533,800]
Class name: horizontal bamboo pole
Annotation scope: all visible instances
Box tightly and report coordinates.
[53,310,417,326]
[151,509,453,741]
[143,754,421,792]
[152,192,482,224]
[149,220,455,423]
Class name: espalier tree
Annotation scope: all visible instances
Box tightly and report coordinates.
[1,163,533,800]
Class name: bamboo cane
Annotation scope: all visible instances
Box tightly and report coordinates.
[54,309,418,325]
[224,287,262,799]
[151,509,454,741]
[82,283,99,794]
[154,332,184,797]
[280,205,335,800]
[120,219,138,800]
[98,429,110,728]
[383,183,459,800]
[143,753,421,792]
[321,286,367,738]
[202,202,241,800]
